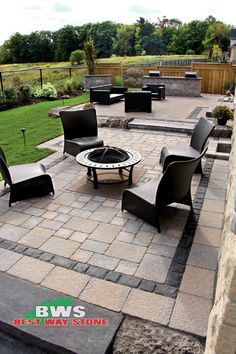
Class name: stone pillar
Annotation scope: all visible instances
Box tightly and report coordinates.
[205,108,236,353]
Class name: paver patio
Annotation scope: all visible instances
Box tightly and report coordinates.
[0,94,229,351]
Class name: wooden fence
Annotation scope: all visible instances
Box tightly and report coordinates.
[95,62,236,94]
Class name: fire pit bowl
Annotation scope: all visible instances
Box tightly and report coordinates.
[76,146,141,189]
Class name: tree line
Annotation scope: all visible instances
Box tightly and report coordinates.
[0,16,232,64]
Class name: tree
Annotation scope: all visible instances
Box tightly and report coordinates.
[134,17,157,55]
[70,50,85,66]
[84,38,96,75]
[53,25,79,61]
[2,32,29,63]
[203,22,231,57]
[112,25,136,56]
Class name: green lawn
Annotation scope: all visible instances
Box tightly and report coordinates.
[0,93,89,166]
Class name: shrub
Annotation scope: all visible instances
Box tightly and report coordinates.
[65,78,84,94]
[19,84,32,101]
[4,87,19,104]
[0,91,6,105]
[34,82,57,99]
[70,50,85,66]
[186,49,195,55]
[212,105,234,121]
[123,68,144,88]
[112,76,124,86]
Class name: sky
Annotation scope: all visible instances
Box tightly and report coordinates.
[1,0,236,45]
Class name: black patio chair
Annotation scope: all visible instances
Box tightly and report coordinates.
[60,108,104,157]
[122,149,207,232]
[159,117,215,174]
[0,147,54,207]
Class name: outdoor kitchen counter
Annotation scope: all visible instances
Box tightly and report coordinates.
[143,75,202,97]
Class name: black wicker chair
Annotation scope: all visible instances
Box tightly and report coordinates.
[59,108,104,157]
[142,84,165,100]
[159,117,215,174]
[122,149,207,232]
[0,147,54,207]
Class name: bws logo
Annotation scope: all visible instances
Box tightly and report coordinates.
[36,305,86,318]
[13,297,109,327]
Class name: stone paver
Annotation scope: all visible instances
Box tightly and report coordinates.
[0,249,22,271]
[89,223,121,244]
[194,226,222,247]
[202,199,225,213]
[80,278,130,311]
[136,254,172,283]
[41,266,90,297]
[39,219,64,231]
[0,211,30,226]
[147,243,176,258]
[70,249,93,263]
[18,227,54,248]
[81,239,109,254]
[88,253,119,270]
[187,244,218,270]
[198,211,223,229]
[115,260,139,275]
[132,231,154,247]
[0,224,28,242]
[64,216,99,233]
[39,236,79,257]
[116,231,135,243]
[7,256,54,284]
[123,289,174,325]
[151,233,180,248]
[180,265,215,299]
[170,292,212,337]
[106,240,146,263]
[90,206,117,223]
[69,231,88,243]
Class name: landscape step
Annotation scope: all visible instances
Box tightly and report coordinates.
[128,119,194,134]
[0,272,123,354]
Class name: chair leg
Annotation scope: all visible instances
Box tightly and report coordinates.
[195,161,203,175]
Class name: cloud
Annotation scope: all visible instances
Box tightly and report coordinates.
[127,5,161,15]
[52,2,72,12]
[23,4,45,11]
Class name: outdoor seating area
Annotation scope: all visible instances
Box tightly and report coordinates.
[90,84,127,104]
[0,92,231,352]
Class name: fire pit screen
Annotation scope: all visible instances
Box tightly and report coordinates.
[88,146,129,164]
[76,146,141,189]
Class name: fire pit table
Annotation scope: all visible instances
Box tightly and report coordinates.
[76,146,141,189]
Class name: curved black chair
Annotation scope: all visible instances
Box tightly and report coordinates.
[122,149,207,232]
[59,108,104,157]
[159,117,215,174]
[0,147,54,207]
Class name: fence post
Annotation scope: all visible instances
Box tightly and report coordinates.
[39,69,43,88]
[69,68,72,78]
[0,72,3,92]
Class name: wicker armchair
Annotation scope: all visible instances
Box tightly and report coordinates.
[0,147,54,206]
[159,117,215,174]
[60,108,104,157]
[122,149,207,232]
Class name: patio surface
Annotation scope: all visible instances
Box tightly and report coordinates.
[0,94,228,351]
